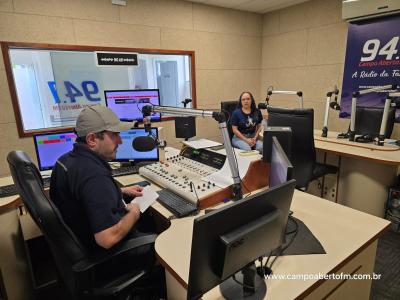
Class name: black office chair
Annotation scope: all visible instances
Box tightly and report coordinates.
[267,107,337,190]
[355,106,396,138]
[221,100,238,140]
[7,150,157,299]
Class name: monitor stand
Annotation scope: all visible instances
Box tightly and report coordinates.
[119,161,135,167]
[40,170,52,178]
[220,264,267,300]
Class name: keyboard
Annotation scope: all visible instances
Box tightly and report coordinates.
[111,165,139,177]
[157,188,198,218]
[0,177,51,198]
[111,162,155,177]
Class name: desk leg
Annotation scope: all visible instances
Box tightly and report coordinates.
[338,157,397,218]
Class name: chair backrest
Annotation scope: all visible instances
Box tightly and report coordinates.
[355,106,396,138]
[221,100,238,139]
[267,107,316,189]
[267,107,316,162]
[7,151,87,292]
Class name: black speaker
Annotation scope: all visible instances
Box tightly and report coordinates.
[175,116,196,139]
[263,127,292,162]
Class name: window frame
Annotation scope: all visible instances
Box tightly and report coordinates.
[1,41,197,137]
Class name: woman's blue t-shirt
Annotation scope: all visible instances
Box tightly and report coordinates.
[230,108,262,135]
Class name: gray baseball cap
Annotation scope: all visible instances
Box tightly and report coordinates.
[75,105,132,137]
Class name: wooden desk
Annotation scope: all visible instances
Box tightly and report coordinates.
[0,177,33,300]
[0,171,391,300]
[155,190,390,299]
[0,147,392,299]
[314,130,400,218]
[0,176,21,213]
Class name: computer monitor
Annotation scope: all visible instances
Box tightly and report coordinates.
[115,128,159,162]
[33,131,77,171]
[187,179,296,299]
[355,106,396,138]
[175,116,196,139]
[269,137,293,188]
[104,89,161,122]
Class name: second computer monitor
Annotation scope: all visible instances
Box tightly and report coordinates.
[355,106,396,138]
[269,136,294,188]
[115,128,159,162]
[33,131,77,171]
[187,179,296,299]
[104,89,161,122]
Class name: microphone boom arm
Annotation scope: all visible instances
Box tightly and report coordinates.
[322,92,333,137]
[143,105,243,200]
[267,90,304,108]
[322,87,340,138]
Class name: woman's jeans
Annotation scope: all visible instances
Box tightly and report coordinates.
[232,134,263,153]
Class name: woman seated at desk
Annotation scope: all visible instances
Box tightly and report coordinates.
[231,91,263,153]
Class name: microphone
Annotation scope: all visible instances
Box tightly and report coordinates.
[329,101,341,110]
[143,116,152,133]
[132,135,157,152]
[258,103,268,109]
[329,85,340,110]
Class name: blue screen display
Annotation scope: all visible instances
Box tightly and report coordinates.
[116,128,159,161]
[34,132,77,171]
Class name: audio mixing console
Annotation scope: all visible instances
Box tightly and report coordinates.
[139,147,226,204]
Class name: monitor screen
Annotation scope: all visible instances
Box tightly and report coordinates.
[269,137,293,188]
[355,106,396,138]
[115,128,159,162]
[187,179,296,299]
[104,89,161,122]
[34,131,77,171]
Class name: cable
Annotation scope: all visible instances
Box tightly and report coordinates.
[262,215,299,272]
[229,142,253,198]
[268,216,299,270]
[285,215,298,235]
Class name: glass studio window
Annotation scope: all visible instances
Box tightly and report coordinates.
[1,42,196,137]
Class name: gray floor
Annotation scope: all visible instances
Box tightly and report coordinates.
[371,230,400,300]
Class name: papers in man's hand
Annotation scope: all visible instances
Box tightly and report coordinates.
[182,139,222,149]
[130,186,158,213]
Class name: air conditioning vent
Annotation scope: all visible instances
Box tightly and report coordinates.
[342,0,400,22]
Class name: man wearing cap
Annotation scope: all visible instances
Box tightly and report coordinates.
[50,106,151,251]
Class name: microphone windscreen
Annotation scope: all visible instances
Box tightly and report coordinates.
[329,102,341,110]
[258,103,268,109]
[132,136,157,152]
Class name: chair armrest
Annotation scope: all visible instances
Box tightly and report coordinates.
[90,269,147,297]
[72,234,157,273]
